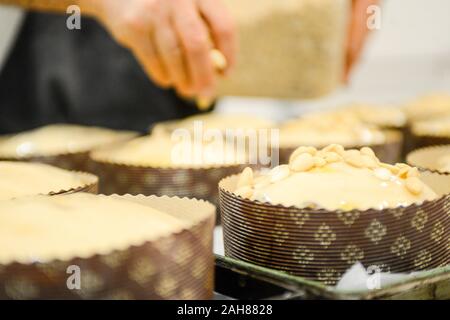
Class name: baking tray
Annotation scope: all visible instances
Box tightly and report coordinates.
[214,255,450,300]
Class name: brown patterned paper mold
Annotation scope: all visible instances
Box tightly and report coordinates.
[0,124,137,172]
[405,120,450,158]
[403,94,450,153]
[0,161,98,200]
[407,145,450,175]
[408,120,450,154]
[219,145,450,284]
[89,132,246,206]
[0,193,215,300]
[221,204,448,264]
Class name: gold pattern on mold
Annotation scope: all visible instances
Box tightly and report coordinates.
[100,251,129,269]
[341,244,364,264]
[337,210,360,226]
[116,173,130,185]
[411,209,428,232]
[128,258,156,285]
[314,223,336,248]
[444,200,450,217]
[144,173,159,185]
[158,186,177,197]
[155,274,178,298]
[390,236,411,258]
[129,185,143,195]
[171,172,191,184]
[201,231,212,249]
[293,246,314,266]
[173,242,194,265]
[4,278,40,300]
[194,182,211,197]
[36,261,67,279]
[191,259,208,280]
[180,288,196,300]
[290,211,310,227]
[272,223,290,245]
[154,237,176,253]
[431,222,444,243]
[77,270,105,298]
[391,207,405,219]
[317,268,340,285]
[254,213,267,222]
[414,249,432,268]
[365,219,387,244]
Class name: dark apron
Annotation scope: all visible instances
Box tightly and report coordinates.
[0,13,202,134]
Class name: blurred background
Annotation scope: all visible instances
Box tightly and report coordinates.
[216,0,450,120]
[1,0,449,121]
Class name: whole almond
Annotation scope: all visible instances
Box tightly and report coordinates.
[269,165,290,183]
[398,167,409,179]
[313,156,327,167]
[345,149,361,158]
[345,154,365,168]
[323,152,341,163]
[361,155,378,168]
[237,167,253,188]
[360,147,376,157]
[380,163,399,174]
[289,153,315,172]
[407,167,419,178]
[405,177,423,195]
[289,146,317,163]
[323,144,345,155]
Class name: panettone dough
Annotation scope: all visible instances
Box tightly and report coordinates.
[438,154,450,173]
[0,161,94,200]
[0,193,185,264]
[161,113,274,133]
[0,124,136,158]
[280,112,386,148]
[92,132,246,168]
[340,104,406,128]
[412,116,450,136]
[234,145,437,210]
[404,93,450,121]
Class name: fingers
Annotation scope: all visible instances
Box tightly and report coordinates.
[172,0,216,98]
[345,0,379,80]
[154,17,193,96]
[197,0,237,73]
[130,34,171,88]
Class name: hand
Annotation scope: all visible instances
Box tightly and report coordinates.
[345,0,379,81]
[84,0,236,99]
